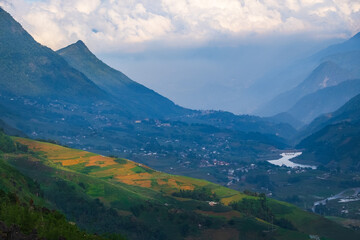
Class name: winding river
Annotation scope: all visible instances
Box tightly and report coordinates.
[267,152,317,169]
[312,188,360,212]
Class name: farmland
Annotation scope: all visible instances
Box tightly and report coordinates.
[0,137,354,239]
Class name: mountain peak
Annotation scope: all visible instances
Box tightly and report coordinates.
[349,32,360,41]
[65,40,93,55]
[0,7,106,101]
[57,40,100,64]
[75,39,86,46]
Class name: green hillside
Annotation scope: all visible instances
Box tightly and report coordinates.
[297,122,360,170]
[0,131,121,239]
[299,92,360,142]
[0,132,357,239]
[0,8,105,102]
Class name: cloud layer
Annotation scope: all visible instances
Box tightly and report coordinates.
[1,0,359,52]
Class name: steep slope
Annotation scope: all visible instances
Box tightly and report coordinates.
[2,136,357,240]
[314,32,360,59]
[0,8,106,102]
[295,93,360,170]
[0,119,25,137]
[256,32,360,117]
[0,131,123,239]
[57,41,190,118]
[321,50,360,77]
[296,122,360,171]
[287,79,360,123]
[0,160,110,240]
[258,61,354,116]
[265,112,304,130]
[57,40,296,138]
[302,92,360,138]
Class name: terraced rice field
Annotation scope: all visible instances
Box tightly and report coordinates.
[15,138,243,201]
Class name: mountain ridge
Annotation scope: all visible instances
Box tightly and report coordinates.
[256,61,353,116]
[293,92,360,170]
[255,31,360,119]
[0,7,107,102]
[286,78,360,124]
[57,40,190,119]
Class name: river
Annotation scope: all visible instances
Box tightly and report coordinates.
[312,188,360,212]
[267,152,317,169]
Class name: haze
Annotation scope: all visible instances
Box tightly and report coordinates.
[2,0,359,114]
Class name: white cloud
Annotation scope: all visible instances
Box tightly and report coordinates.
[75,0,100,14]
[0,0,359,52]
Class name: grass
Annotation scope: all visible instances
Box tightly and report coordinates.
[10,137,360,240]
[15,137,245,200]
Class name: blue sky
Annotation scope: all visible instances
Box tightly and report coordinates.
[1,0,360,113]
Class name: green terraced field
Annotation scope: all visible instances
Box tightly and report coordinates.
[0,136,357,240]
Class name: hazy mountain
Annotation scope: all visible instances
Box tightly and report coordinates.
[256,32,360,117]
[314,32,360,59]
[245,58,316,113]
[293,92,360,171]
[301,92,360,138]
[248,34,360,115]
[177,110,297,139]
[265,112,304,130]
[57,40,190,119]
[257,61,353,116]
[287,79,360,123]
[0,7,290,183]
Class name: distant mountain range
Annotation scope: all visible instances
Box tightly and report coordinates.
[256,32,360,125]
[294,92,360,170]
[287,79,360,124]
[2,6,360,238]
[302,92,360,138]
[0,7,294,181]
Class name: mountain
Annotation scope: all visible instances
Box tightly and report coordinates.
[256,32,360,118]
[1,132,359,239]
[176,110,297,139]
[286,79,360,123]
[314,32,360,59]
[257,61,354,116]
[0,119,25,137]
[0,8,106,102]
[57,40,297,138]
[294,93,360,170]
[0,7,292,191]
[244,58,317,114]
[57,40,190,119]
[265,112,304,130]
[302,92,360,138]
[296,121,360,171]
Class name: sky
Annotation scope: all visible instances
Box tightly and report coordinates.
[1,0,360,113]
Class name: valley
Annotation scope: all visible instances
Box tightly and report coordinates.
[0,5,360,240]
[1,132,359,239]
[267,152,316,169]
